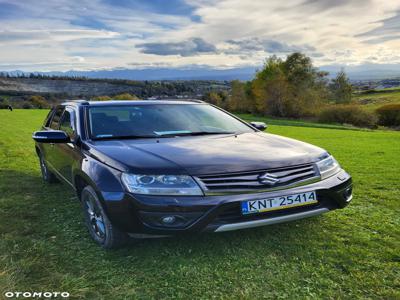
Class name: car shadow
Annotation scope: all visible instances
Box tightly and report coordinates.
[2,169,330,267]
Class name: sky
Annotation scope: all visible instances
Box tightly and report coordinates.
[1,0,400,72]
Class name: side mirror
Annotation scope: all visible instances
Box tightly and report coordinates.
[32,130,70,143]
[250,121,267,131]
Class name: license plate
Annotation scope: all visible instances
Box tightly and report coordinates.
[241,191,317,215]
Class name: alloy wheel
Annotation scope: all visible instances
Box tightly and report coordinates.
[84,194,106,240]
[39,156,48,180]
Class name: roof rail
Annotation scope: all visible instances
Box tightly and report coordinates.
[63,99,89,105]
[153,98,205,103]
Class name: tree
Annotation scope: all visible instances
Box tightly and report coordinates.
[284,52,314,88]
[330,70,352,104]
[251,53,329,117]
[228,80,256,113]
[252,56,290,116]
[204,91,223,107]
[283,52,329,116]
[203,91,228,109]
[228,80,248,112]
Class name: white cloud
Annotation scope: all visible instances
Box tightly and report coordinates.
[0,29,119,45]
[0,0,400,71]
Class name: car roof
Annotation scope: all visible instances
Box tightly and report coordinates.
[62,99,205,107]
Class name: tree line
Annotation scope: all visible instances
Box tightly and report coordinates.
[202,53,397,128]
[203,52,353,118]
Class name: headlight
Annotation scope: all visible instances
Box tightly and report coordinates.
[316,155,341,179]
[121,174,203,196]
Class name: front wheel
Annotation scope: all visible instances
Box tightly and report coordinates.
[81,185,128,249]
[39,154,58,183]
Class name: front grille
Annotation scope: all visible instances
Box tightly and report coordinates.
[196,163,319,194]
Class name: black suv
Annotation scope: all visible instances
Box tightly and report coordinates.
[33,100,352,248]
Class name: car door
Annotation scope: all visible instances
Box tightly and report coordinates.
[52,107,80,185]
[43,105,65,172]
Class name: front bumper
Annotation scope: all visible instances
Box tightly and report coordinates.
[103,169,352,235]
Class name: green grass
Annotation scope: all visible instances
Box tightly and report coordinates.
[1,110,399,299]
[354,89,400,111]
[237,114,369,131]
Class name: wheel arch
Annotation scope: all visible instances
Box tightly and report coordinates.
[73,171,99,200]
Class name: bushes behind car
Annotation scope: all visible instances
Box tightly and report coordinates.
[376,104,400,127]
[318,104,377,128]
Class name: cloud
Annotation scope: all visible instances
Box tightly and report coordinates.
[70,17,111,30]
[102,0,195,16]
[356,11,400,43]
[1,0,400,71]
[0,29,120,45]
[136,38,217,56]
[226,38,315,54]
[297,0,372,13]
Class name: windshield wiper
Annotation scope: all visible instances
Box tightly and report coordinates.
[93,131,236,140]
[92,135,157,141]
[157,131,236,137]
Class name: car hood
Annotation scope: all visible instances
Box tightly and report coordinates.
[86,132,327,175]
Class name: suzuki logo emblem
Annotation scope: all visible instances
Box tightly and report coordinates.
[258,172,280,185]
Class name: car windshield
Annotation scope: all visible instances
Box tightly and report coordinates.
[88,103,254,140]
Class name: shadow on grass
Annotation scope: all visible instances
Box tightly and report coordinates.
[1,169,328,271]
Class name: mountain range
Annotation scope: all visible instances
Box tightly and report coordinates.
[4,63,400,81]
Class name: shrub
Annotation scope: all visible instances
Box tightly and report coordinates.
[29,95,49,108]
[92,95,111,101]
[21,101,33,109]
[112,93,138,100]
[318,105,377,128]
[376,104,400,127]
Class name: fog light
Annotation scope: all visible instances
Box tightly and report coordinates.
[161,216,176,224]
[344,187,353,202]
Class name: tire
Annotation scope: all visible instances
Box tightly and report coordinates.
[80,185,128,249]
[39,153,58,183]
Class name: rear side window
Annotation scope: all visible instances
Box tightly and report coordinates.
[50,106,64,129]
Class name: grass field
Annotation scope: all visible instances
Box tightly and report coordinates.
[237,114,370,131]
[1,110,399,299]
[354,88,400,111]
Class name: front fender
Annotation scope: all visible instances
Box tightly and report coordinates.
[73,155,125,199]
[73,155,140,231]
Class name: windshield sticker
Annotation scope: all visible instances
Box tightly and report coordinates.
[96,134,114,138]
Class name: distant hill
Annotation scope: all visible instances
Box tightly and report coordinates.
[7,66,258,81]
[0,77,230,98]
[320,63,400,80]
[4,63,400,81]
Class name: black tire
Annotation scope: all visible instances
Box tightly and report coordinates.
[80,185,128,249]
[39,153,58,183]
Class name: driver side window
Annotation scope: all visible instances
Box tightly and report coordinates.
[50,106,64,130]
[59,109,76,139]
